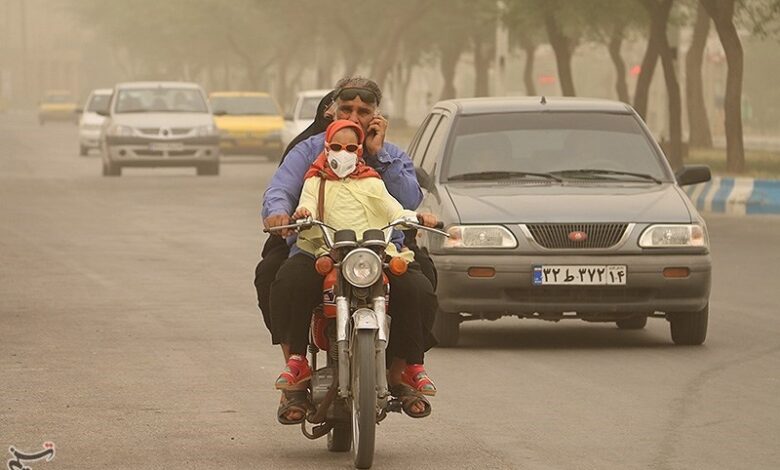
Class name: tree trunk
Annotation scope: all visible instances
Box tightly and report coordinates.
[641,0,682,168]
[608,25,630,103]
[544,12,577,96]
[473,30,492,97]
[633,8,662,119]
[439,45,462,101]
[701,0,745,172]
[686,2,713,148]
[519,34,537,96]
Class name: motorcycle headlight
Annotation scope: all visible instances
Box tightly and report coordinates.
[442,225,517,249]
[341,248,383,288]
[195,124,218,136]
[108,124,133,137]
[639,224,708,248]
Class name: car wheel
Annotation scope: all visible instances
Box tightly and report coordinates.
[102,159,121,177]
[197,162,220,176]
[79,145,88,156]
[669,304,708,346]
[433,310,460,347]
[616,315,648,330]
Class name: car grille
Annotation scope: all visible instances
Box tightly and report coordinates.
[526,223,628,249]
[139,127,160,135]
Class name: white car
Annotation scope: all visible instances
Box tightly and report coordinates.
[281,89,331,149]
[99,81,220,176]
[78,88,112,156]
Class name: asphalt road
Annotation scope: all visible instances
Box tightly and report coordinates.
[1,112,778,470]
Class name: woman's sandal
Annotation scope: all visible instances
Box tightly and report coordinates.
[389,383,432,419]
[277,389,311,425]
[401,364,437,396]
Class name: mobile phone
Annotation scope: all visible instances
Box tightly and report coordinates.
[367,109,382,138]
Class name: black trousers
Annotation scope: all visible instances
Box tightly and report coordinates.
[254,231,439,344]
[268,252,436,364]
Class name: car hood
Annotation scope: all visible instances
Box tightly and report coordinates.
[214,115,283,132]
[111,113,213,127]
[444,182,692,223]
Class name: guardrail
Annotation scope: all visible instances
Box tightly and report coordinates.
[684,177,780,215]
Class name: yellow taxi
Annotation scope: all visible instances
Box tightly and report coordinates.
[38,90,79,125]
[209,92,284,158]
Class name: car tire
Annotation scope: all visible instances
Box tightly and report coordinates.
[669,304,708,346]
[79,145,88,156]
[616,315,648,330]
[433,310,460,347]
[197,162,219,176]
[102,159,121,177]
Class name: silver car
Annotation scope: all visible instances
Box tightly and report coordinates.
[99,82,220,176]
[411,97,712,347]
[78,88,112,156]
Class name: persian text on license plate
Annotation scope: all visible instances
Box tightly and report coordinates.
[533,265,627,286]
[149,142,184,151]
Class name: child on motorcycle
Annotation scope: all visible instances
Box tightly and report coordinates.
[271,119,437,422]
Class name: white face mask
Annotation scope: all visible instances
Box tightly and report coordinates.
[327,150,358,178]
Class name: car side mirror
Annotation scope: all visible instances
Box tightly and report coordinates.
[284,113,294,121]
[96,109,109,117]
[675,165,711,186]
[213,110,227,116]
[415,167,433,191]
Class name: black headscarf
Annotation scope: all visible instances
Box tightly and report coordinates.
[278,90,335,166]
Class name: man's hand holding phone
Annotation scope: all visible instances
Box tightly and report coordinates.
[364,110,387,156]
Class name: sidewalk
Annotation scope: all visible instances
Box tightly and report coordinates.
[684,176,780,215]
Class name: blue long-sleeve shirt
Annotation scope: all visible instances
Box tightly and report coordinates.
[262,132,423,255]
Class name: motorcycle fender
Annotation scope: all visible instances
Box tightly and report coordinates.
[352,308,379,330]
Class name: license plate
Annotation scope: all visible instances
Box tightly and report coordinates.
[533,265,627,286]
[149,142,184,151]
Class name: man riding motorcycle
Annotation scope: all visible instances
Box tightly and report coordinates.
[261,77,439,423]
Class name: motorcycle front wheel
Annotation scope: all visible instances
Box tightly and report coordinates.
[351,329,377,469]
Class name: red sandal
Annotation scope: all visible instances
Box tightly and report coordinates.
[275,354,312,390]
[401,364,437,396]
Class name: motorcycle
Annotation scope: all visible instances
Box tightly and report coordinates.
[267,216,447,469]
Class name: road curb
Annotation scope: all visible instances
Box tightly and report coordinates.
[684,177,780,215]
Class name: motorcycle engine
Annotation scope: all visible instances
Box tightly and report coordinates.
[310,366,334,404]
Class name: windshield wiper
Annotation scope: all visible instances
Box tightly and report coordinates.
[448,171,562,182]
[551,169,662,184]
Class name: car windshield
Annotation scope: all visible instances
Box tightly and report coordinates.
[44,94,73,103]
[115,88,208,113]
[87,94,111,112]
[211,96,279,116]
[298,96,324,120]
[444,112,669,182]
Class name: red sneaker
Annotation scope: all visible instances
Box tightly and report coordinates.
[275,355,312,390]
[401,364,437,396]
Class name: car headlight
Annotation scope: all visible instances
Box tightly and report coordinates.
[638,224,708,248]
[107,124,133,137]
[195,124,218,136]
[341,248,383,288]
[443,225,518,249]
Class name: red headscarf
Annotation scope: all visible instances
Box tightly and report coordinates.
[304,120,380,180]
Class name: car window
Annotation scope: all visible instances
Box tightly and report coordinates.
[407,114,433,160]
[87,94,111,112]
[298,96,324,120]
[115,88,208,113]
[444,112,668,180]
[410,114,441,167]
[421,114,450,175]
[211,96,279,115]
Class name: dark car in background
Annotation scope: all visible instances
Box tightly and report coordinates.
[411,97,712,347]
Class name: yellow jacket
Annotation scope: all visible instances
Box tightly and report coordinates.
[296,176,417,261]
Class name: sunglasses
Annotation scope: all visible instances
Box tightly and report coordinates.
[335,87,378,104]
[326,143,362,152]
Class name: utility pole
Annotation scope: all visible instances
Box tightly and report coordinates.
[19,0,29,104]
